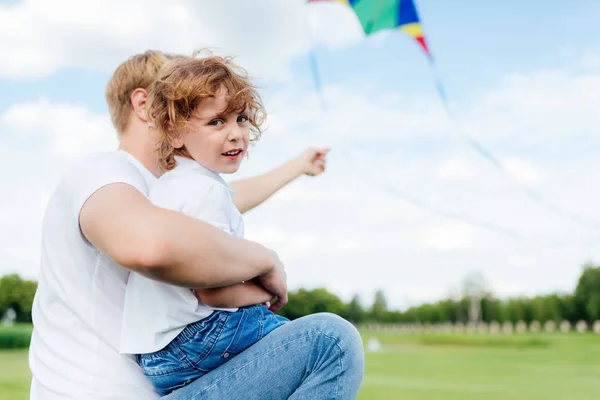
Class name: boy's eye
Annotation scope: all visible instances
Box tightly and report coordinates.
[208,119,224,126]
[238,115,249,123]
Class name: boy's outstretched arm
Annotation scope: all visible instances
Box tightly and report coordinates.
[230,147,329,214]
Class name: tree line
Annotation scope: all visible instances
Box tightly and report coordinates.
[2,264,600,325]
[383,265,600,326]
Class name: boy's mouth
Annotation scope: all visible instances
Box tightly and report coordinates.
[222,148,243,159]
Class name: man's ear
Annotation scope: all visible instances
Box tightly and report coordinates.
[131,88,149,123]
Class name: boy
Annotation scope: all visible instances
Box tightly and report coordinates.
[121,53,290,396]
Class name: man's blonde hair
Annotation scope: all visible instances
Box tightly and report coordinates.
[105,50,177,134]
[147,53,266,172]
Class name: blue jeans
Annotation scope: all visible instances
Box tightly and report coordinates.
[162,313,364,400]
[138,305,288,396]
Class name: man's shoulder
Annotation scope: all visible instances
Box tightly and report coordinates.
[62,151,145,187]
[69,150,137,173]
[52,150,151,218]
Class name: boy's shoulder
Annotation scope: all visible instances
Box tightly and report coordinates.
[150,166,234,209]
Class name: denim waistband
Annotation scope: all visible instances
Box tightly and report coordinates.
[170,304,267,345]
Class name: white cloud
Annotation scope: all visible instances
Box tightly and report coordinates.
[435,157,477,182]
[0,99,117,281]
[503,158,544,185]
[0,0,363,80]
[1,98,117,158]
[507,255,536,270]
[463,66,600,144]
[421,222,477,251]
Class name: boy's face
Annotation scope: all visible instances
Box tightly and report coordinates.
[179,87,250,174]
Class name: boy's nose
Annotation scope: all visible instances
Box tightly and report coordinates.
[228,125,243,141]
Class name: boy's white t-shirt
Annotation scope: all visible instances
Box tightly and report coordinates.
[29,150,161,399]
[119,156,244,355]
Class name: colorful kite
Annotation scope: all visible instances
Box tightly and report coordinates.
[306,0,441,108]
[308,0,431,58]
[307,0,600,235]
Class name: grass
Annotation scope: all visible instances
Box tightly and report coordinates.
[2,326,599,399]
[358,331,600,400]
[0,350,30,400]
[0,324,32,349]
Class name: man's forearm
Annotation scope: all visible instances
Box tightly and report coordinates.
[140,207,274,288]
[230,159,302,214]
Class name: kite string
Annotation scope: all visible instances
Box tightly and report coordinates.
[303,0,599,247]
[426,57,600,232]
[337,142,599,249]
[304,4,328,109]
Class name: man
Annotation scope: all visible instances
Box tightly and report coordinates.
[29,50,364,399]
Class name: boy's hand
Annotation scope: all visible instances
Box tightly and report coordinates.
[256,250,288,312]
[294,148,330,177]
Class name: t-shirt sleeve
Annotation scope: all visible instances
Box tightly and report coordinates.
[178,178,235,235]
[63,152,148,223]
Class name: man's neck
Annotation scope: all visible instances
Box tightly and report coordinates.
[118,126,160,177]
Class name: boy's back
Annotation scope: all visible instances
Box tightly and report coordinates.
[120,156,244,355]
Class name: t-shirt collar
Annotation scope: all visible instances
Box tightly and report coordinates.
[173,156,234,195]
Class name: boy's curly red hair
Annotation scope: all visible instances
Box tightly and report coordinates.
[147,52,266,171]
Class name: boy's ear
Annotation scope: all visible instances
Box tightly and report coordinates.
[131,88,149,123]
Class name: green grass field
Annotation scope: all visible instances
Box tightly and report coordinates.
[0,350,30,400]
[358,331,600,399]
[2,327,599,399]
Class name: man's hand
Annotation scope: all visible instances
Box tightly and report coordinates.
[294,148,330,177]
[256,250,288,312]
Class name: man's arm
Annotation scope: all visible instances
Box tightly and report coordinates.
[196,281,272,309]
[79,183,284,293]
[231,148,329,214]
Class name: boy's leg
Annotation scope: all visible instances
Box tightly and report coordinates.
[163,313,365,400]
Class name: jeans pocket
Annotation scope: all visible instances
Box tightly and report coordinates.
[221,306,263,357]
[180,312,229,372]
[138,346,197,396]
[138,346,190,377]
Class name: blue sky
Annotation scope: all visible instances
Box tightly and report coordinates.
[1,0,600,308]
[4,0,600,111]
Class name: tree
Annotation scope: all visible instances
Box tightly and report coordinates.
[343,295,366,323]
[574,265,600,322]
[558,294,577,323]
[277,288,345,320]
[369,290,388,321]
[309,288,345,316]
[277,289,312,320]
[530,294,562,322]
[0,274,37,323]
[505,297,532,323]
[481,297,506,323]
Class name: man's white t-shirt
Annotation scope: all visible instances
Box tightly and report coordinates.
[29,150,161,399]
[120,156,244,355]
